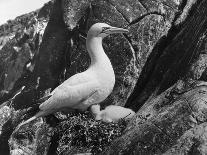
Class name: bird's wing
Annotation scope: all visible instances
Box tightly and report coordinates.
[37,72,93,104]
[59,71,95,87]
[39,80,101,111]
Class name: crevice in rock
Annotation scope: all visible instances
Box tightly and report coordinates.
[173,0,201,26]
[0,85,26,109]
[156,19,207,94]
[183,97,194,114]
[169,0,187,26]
[0,0,70,154]
[122,34,139,64]
[103,0,130,24]
[44,4,93,155]
[0,119,14,155]
[138,0,148,12]
[126,0,207,112]
[47,130,59,155]
[129,11,165,26]
[160,1,179,11]
[77,5,92,35]
[182,97,202,126]
[187,138,201,155]
[152,123,174,141]
[141,0,179,12]
[125,25,180,111]
[180,0,188,9]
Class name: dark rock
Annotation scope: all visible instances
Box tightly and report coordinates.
[62,0,91,30]
[126,0,207,112]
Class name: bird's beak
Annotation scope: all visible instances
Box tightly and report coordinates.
[103,27,129,34]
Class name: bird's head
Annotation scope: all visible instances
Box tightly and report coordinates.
[87,23,129,38]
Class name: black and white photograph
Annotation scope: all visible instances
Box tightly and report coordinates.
[0,0,205,154]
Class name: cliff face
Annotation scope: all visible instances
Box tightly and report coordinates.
[1,0,207,154]
[0,1,52,94]
[0,1,53,154]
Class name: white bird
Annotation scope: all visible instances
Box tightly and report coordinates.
[91,104,135,123]
[16,23,129,129]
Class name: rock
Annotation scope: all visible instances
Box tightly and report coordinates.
[0,0,206,154]
[0,1,54,154]
[163,122,207,155]
[125,0,207,111]
[102,84,207,154]
[9,121,51,155]
[104,0,207,154]
[10,149,24,155]
[0,106,12,134]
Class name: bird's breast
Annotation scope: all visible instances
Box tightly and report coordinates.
[94,65,115,86]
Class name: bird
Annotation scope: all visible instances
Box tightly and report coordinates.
[15,23,129,130]
[91,104,135,123]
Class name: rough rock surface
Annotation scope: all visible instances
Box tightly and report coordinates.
[0,1,53,154]
[1,0,207,154]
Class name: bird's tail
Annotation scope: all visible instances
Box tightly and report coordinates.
[36,94,52,104]
[15,110,47,132]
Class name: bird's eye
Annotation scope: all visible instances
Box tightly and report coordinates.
[101,27,110,33]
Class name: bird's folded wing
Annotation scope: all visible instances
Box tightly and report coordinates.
[36,94,52,103]
[39,81,100,111]
[59,71,94,86]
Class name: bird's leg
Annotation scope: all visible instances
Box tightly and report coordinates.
[89,104,102,120]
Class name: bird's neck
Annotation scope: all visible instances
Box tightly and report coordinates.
[86,36,111,67]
